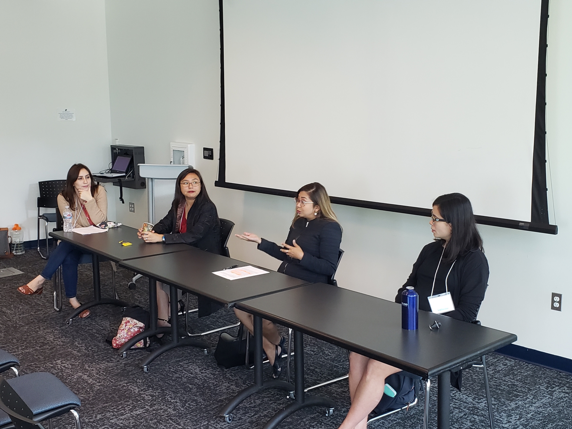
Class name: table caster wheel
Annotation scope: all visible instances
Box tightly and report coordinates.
[326,408,334,417]
[224,414,233,423]
[128,282,136,290]
[143,365,149,373]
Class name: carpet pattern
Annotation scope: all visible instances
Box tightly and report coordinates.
[0,250,570,428]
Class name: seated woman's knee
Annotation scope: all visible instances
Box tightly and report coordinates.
[364,360,392,381]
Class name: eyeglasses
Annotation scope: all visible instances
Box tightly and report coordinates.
[295,198,314,206]
[181,180,201,187]
[430,214,447,223]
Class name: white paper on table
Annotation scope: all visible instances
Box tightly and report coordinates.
[212,265,268,280]
[71,226,108,235]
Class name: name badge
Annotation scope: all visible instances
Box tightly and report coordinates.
[427,292,455,314]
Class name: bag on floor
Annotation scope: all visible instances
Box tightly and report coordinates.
[371,372,417,417]
[111,306,150,349]
[214,324,252,368]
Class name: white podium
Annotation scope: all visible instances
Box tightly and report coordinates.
[139,164,191,223]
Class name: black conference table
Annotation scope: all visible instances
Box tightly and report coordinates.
[228,282,517,429]
[118,247,308,371]
[50,226,190,322]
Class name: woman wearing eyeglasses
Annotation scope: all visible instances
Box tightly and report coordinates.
[235,182,342,378]
[339,193,488,429]
[138,168,221,330]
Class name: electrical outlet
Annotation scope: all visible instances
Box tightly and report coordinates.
[551,293,562,311]
[129,202,135,213]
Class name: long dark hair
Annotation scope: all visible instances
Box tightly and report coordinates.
[61,164,99,211]
[433,193,483,263]
[292,182,339,226]
[172,168,213,224]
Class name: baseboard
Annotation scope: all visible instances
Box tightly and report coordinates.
[496,344,572,375]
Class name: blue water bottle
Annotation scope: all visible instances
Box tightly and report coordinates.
[402,286,418,330]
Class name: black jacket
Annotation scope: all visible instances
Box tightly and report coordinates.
[153,200,221,255]
[395,240,489,323]
[258,217,342,284]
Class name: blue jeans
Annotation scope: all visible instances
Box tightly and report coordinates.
[41,241,91,298]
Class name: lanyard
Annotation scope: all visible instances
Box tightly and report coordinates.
[430,247,456,297]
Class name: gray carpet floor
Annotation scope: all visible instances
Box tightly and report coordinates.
[1,249,571,428]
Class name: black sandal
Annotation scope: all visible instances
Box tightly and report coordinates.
[272,337,286,379]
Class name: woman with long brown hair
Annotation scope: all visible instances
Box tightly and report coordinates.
[17,164,107,318]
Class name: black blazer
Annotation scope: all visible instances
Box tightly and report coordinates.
[153,200,221,255]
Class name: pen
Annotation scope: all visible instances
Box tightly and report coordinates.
[224,265,238,270]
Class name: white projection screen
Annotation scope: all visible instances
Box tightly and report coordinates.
[218,0,555,233]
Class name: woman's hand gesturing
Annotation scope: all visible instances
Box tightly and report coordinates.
[235,232,262,244]
[280,240,304,260]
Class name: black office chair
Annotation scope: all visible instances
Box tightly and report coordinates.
[184,218,240,336]
[0,350,19,377]
[0,378,45,429]
[0,373,81,429]
[37,180,66,260]
[285,249,345,385]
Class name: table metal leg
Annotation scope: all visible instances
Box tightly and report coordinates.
[437,370,451,429]
[220,314,294,420]
[263,330,335,429]
[67,253,128,322]
[140,284,209,371]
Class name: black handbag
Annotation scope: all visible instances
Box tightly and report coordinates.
[214,324,253,368]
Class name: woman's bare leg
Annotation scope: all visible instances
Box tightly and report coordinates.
[234,308,281,364]
[339,359,401,429]
[156,282,170,328]
[25,275,46,291]
[348,352,370,403]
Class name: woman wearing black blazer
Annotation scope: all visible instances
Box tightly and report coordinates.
[138,168,221,329]
[235,182,342,378]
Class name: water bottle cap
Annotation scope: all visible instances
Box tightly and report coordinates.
[12,224,21,231]
[406,286,414,290]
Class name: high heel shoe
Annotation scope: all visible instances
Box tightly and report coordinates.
[156,318,170,339]
[17,284,43,295]
[272,337,286,379]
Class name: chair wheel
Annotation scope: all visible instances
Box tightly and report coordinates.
[143,365,149,373]
[66,319,73,325]
[122,352,127,358]
[128,282,137,290]
[288,391,295,400]
[203,349,208,355]
[224,414,233,423]
[326,408,334,417]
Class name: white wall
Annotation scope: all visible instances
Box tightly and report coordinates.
[3,0,570,360]
[105,0,572,360]
[0,0,115,239]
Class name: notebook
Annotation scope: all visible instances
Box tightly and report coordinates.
[94,155,131,178]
